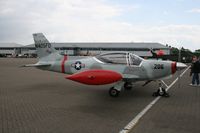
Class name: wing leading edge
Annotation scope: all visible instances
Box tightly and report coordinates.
[22,63,51,67]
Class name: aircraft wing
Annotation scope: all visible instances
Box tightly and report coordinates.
[22,63,51,67]
[122,74,139,80]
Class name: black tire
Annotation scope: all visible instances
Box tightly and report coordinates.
[153,88,170,97]
[124,82,132,90]
[158,89,165,96]
[159,88,169,96]
[152,88,164,97]
[109,87,119,97]
[157,88,170,97]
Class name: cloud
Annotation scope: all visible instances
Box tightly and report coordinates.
[0,0,200,51]
[0,0,129,42]
[133,25,200,51]
[187,8,200,13]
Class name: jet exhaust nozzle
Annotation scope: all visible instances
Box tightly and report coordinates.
[66,69,122,85]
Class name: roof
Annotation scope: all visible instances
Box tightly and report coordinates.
[24,42,168,49]
[0,43,23,48]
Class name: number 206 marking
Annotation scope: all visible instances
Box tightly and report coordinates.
[154,64,164,69]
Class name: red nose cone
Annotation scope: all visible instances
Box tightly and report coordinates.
[156,50,164,56]
[171,62,177,74]
[66,70,122,85]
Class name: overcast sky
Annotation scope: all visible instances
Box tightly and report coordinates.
[0,0,200,51]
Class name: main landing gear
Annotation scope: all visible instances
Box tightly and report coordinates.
[109,87,120,97]
[109,81,124,97]
[124,82,132,90]
[109,80,170,97]
[152,80,170,97]
[109,82,132,97]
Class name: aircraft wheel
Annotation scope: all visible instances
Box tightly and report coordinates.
[109,87,119,97]
[152,88,170,97]
[124,82,132,90]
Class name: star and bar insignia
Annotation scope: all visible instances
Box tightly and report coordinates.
[71,61,85,70]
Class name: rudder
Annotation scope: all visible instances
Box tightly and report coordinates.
[33,33,56,58]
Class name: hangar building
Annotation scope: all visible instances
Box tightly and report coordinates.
[0,43,23,57]
[0,42,170,57]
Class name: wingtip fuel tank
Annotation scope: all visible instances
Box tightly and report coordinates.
[66,69,122,85]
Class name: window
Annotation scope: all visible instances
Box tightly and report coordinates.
[129,53,143,66]
[96,53,128,64]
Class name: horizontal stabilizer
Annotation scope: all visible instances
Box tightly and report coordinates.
[66,69,122,85]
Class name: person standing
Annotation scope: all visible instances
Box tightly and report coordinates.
[190,56,200,86]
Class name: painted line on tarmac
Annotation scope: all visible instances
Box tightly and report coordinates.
[119,66,190,133]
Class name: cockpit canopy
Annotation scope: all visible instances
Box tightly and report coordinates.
[96,52,143,66]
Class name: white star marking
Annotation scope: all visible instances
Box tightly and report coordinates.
[75,63,81,69]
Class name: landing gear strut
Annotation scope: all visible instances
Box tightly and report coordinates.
[152,80,170,97]
[124,82,132,90]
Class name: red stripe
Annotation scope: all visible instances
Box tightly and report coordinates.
[61,55,67,73]
[171,62,177,74]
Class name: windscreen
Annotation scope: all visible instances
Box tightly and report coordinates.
[129,54,143,66]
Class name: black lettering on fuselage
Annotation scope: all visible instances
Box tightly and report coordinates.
[35,43,51,48]
[154,64,164,69]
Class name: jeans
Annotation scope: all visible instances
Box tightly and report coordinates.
[192,73,199,85]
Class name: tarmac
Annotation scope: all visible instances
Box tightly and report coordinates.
[0,58,199,133]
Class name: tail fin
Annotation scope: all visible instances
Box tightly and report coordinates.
[33,33,56,58]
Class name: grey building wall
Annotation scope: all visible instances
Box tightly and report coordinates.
[1,42,170,57]
[0,43,23,56]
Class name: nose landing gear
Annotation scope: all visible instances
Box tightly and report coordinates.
[152,80,170,97]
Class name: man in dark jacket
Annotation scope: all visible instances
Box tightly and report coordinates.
[190,56,200,86]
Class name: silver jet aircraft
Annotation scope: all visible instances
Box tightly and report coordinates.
[25,33,187,97]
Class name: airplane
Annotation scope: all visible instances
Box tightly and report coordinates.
[24,33,187,97]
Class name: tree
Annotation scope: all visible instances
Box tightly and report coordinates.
[194,49,200,57]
